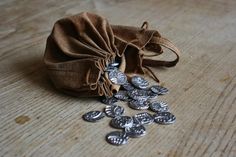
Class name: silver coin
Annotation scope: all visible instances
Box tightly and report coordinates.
[134,112,154,125]
[101,96,118,105]
[147,90,158,99]
[122,82,135,91]
[125,125,146,138]
[106,131,129,145]
[153,112,176,125]
[109,62,120,67]
[82,111,105,122]
[110,116,133,129]
[149,101,169,112]
[131,76,149,89]
[114,90,129,101]
[128,100,149,110]
[150,85,169,95]
[127,89,150,102]
[132,116,141,127]
[105,66,117,72]
[105,105,124,118]
[108,69,127,85]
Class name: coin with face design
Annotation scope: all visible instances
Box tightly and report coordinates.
[82,111,105,122]
[105,105,124,118]
[150,85,169,95]
[110,116,133,129]
[114,90,129,101]
[153,112,176,125]
[149,101,169,112]
[146,90,158,99]
[127,89,150,102]
[101,96,118,105]
[128,100,150,110]
[108,69,127,85]
[106,131,129,145]
[122,82,135,91]
[131,76,149,89]
[125,125,146,138]
[132,116,141,127]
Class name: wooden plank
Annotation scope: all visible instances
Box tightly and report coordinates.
[0,0,235,157]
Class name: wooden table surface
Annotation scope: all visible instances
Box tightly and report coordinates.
[1,0,236,157]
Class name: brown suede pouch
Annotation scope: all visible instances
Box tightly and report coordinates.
[44,12,180,97]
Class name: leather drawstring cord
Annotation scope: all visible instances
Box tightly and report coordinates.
[143,36,180,67]
[143,65,160,82]
[141,21,149,29]
[140,21,180,83]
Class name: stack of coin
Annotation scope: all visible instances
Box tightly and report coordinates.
[82,61,176,146]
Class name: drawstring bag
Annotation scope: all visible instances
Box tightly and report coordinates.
[44,12,180,97]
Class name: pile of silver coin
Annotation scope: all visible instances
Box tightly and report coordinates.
[82,61,176,146]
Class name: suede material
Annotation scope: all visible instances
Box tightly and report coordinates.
[44,12,180,97]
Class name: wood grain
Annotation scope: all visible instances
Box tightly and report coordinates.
[0,0,236,157]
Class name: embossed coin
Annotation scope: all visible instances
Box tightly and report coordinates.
[134,112,154,125]
[150,85,169,95]
[122,82,135,91]
[153,112,176,124]
[114,90,129,101]
[82,111,105,122]
[128,100,149,110]
[101,96,118,105]
[125,125,146,138]
[132,116,141,127]
[105,105,124,118]
[147,90,158,99]
[106,131,129,145]
[127,89,150,102]
[108,69,127,85]
[110,116,133,129]
[149,101,169,112]
[131,76,149,89]
[105,66,117,72]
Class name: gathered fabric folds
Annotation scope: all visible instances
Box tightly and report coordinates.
[44,12,180,97]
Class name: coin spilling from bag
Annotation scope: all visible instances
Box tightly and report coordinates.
[43,12,180,146]
[82,61,176,146]
[44,12,180,98]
